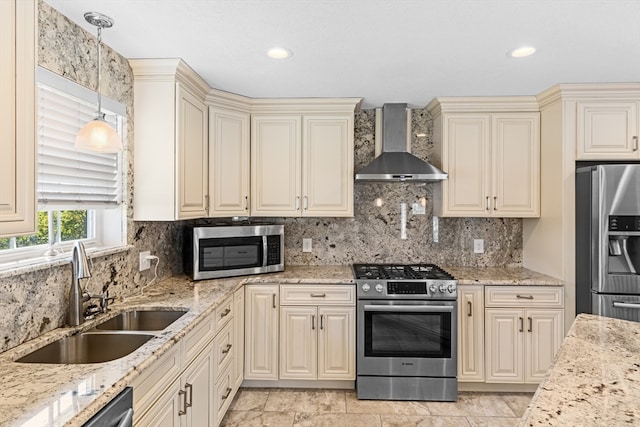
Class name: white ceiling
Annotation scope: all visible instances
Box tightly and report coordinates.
[45,0,640,108]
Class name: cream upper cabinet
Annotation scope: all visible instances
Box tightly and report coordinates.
[208,89,252,217]
[250,99,360,217]
[576,100,640,160]
[428,97,540,218]
[457,286,484,382]
[0,0,35,237]
[131,59,210,221]
[484,286,564,384]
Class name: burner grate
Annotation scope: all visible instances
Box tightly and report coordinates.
[352,263,454,280]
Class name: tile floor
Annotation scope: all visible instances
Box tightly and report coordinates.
[220,388,533,427]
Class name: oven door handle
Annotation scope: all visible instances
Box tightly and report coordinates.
[363,304,454,313]
[613,301,640,310]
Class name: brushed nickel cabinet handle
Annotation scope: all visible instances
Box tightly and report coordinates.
[222,387,232,400]
[303,196,308,210]
[486,196,490,211]
[633,136,638,152]
[493,196,497,210]
[516,294,534,300]
[312,314,316,330]
[245,196,249,211]
[310,293,326,298]
[519,317,524,332]
[295,196,300,211]
[185,383,193,408]
[528,317,532,332]
[220,307,231,318]
[320,314,324,330]
[178,390,187,416]
[467,301,472,317]
[272,293,276,308]
[222,343,233,354]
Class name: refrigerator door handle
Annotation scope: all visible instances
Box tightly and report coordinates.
[613,301,640,310]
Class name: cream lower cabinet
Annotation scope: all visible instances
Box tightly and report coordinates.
[244,284,279,380]
[576,99,640,160]
[484,286,564,384]
[279,285,355,381]
[131,59,210,221]
[457,286,484,382]
[133,294,237,427]
[250,99,360,217]
[428,98,540,218]
[0,0,35,237]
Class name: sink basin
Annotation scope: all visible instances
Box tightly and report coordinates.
[15,333,154,364]
[94,309,188,331]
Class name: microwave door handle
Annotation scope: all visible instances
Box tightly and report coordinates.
[363,305,454,313]
[262,235,268,266]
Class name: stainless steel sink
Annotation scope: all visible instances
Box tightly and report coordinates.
[94,309,188,331]
[15,333,154,364]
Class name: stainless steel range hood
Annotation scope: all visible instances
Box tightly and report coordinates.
[355,103,447,182]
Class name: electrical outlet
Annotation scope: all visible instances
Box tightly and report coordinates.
[412,202,425,215]
[302,238,312,253]
[139,251,151,271]
[473,239,484,254]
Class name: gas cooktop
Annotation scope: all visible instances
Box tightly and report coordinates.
[352,263,454,281]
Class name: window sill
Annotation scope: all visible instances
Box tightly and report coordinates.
[0,245,133,279]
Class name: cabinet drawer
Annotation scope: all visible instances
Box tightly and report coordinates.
[184,311,216,362]
[215,295,234,329]
[280,285,355,305]
[214,363,235,425]
[485,286,564,308]
[213,320,234,380]
[131,343,182,418]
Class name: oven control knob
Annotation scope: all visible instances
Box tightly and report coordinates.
[439,284,447,293]
[429,284,438,293]
[361,283,370,292]
[375,284,384,293]
[447,284,455,293]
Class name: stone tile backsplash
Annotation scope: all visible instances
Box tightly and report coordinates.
[0,2,521,353]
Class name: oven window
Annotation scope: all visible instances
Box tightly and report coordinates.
[364,311,451,358]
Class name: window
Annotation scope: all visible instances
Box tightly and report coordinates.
[0,67,127,267]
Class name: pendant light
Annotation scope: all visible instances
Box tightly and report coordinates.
[75,11,122,153]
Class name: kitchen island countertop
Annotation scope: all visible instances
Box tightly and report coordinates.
[519,313,640,426]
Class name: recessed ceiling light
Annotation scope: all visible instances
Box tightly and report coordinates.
[267,47,293,59]
[509,46,536,58]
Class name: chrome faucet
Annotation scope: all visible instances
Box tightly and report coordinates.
[68,241,92,326]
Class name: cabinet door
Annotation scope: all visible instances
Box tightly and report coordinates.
[133,379,182,427]
[251,115,301,216]
[176,85,208,219]
[492,113,540,217]
[183,344,214,427]
[209,107,250,216]
[525,309,564,383]
[0,0,35,237]
[577,101,640,160]
[233,287,245,390]
[244,285,279,380]
[302,116,354,217]
[457,286,484,382]
[279,306,317,380]
[485,309,524,383]
[441,114,491,216]
[317,306,355,380]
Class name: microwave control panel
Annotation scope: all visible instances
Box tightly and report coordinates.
[609,215,640,231]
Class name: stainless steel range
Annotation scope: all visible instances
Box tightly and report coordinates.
[353,263,458,401]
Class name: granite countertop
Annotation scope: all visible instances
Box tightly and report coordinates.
[519,313,640,426]
[446,266,563,286]
[0,265,353,427]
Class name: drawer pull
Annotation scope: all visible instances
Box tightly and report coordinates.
[222,387,232,400]
[222,343,233,354]
[220,307,231,318]
[516,294,534,300]
[178,390,187,416]
[467,301,472,317]
[310,293,326,298]
[519,317,524,332]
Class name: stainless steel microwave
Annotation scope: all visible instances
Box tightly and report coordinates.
[185,224,284,280]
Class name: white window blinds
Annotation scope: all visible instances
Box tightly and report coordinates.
[37,83,122,208]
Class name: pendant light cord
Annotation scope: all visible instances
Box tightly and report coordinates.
[96,25,103,119]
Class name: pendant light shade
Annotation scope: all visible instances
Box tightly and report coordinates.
[75,11,122,153]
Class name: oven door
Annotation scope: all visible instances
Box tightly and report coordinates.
[357,299,457,377]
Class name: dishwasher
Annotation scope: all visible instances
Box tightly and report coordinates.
[83,387,133,427]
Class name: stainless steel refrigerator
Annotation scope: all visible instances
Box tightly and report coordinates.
[576,164,640,322]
